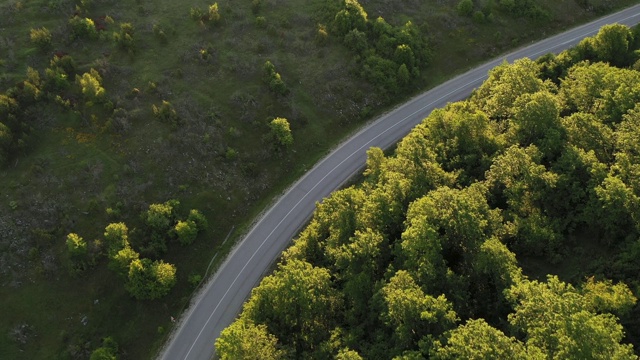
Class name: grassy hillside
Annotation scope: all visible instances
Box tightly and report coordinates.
[0,0,637,358]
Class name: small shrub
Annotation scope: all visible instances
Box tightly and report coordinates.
[190,7,204,21]
[113,23,134,51]
[262,60,288,96]
[175,220,198,245]
[188,273,203,288]
[69,16,97,39]
[187,209,208,231]
[44,67,69,90]
[225,147,237,160]
[208,3,220,24]
[316,24,328,44]
[269,117,293,148]
[29,27,52,49]
[255,16,266,28]
[473,10,485,23]
[457,0,474,16]
[152,100,179,128]
[152,24,167,43]
[251,0,261,15]
[50,54,77,75]
[66,233,87,258]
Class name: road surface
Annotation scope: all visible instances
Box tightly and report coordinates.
[159,5,640,360]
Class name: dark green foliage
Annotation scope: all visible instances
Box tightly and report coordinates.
[89,337,118,360]
[219,25,640,359]
[456,0,474,17]
[331,1,430,94]
[68,16,98,40]
[125,258,177,300]
[152,100,179,128]
[30,27,52,49]
[262,61,289,96]
[113,23,134,51]
[269,117,293,148]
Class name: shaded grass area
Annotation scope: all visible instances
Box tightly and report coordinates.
[0,0,638,358]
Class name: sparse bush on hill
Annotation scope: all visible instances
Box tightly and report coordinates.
[152,100,179,128]
[113,23,134,52]
[69,15,98,39]
[269,117,293,148]
[29,27,52,49]
[263,60,289,96]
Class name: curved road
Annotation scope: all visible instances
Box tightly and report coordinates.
[159,5,640,360]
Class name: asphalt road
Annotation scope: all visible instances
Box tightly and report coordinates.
[159,5,640,360]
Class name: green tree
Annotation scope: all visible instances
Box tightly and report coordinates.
[434,319,534,360]
[113,23,134,51]
[0,122,12,167]
[590,24,635,67]
[208,3,221,24]
[76,69,105,103]
[508,91,565,159]
[152,100,179,127]
[417,102,500,184]
[336,348,363,360]
[126,259,177,300]
[241,259,339,355]
[472,58,550,119]
[507,276,637,359]
[104,222,129,257]
[215,320,284,360]
[270,117,293,148]
[69,16,98,39]
[109,244,140,276]
[174,220,198,245]
[333,0,368,36]
[343,29,368,53]
[456,0,474,16]
[30,27,52,49]
[90,337,118,360]
[187,209,208,231]
[144,200,178,234]
[561,112,614,163]
[381,270,458,352]
[66,233,87,258]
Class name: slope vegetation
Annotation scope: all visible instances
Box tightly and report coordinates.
[217,24,640,359]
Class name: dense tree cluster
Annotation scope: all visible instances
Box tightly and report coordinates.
[329,0,430,94]
[217,25,640,359]
[66,200,207,300]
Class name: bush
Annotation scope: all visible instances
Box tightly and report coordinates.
[270,117,293,148]
[187,209,208,231]
[175,220,198,245]
[316,24,328,44]
[76,68,105,103]
[69,16,97,39]
[30,27,52,49]
[152,100,179,128]
[152,24,168,43]
[190,7,204,21]
[66,233,87,258]
[457,0,474,16]
[262,61,289,96]
[473,10,485,23]
[251,0,261,15]
[208,3,221,24]
[113,23,134,51]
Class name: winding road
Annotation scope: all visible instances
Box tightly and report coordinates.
[159,5,640,360]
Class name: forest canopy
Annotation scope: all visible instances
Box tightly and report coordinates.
[216,24,640,359]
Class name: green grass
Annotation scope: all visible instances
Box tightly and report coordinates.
[0,0,638,358]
